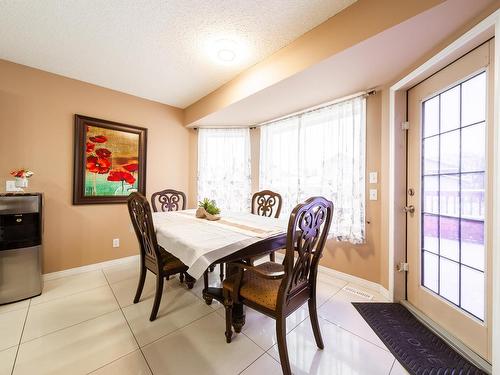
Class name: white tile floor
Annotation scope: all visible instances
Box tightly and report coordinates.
[0,258,410,375]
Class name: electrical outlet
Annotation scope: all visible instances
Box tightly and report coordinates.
[369,172,378,184]
[112,238,120,248]
[369,189,378,201]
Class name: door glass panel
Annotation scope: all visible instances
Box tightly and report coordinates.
[440,130,460,173]
[440,175,459,217]
[423,251,439,292]
[439,216,459,261]
[461,220,484,271]
[461,173,485,219]
[423,136,439,175]
[424,96,440,137]
[462,73,486,126]
[462,123,485,172]
[461,266,485,320]
[440,86,460,132]
[423,176,439,214]
[420,71,486,320]
[440,258,459,304]
[423,214,439,254]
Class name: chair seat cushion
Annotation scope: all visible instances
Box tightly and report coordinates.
[159,248,188,273]
[223,262,284,311]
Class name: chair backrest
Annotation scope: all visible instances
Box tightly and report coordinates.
[251,190,282,218]
[151,189,186,212]
[278,197,333,312]
[128,192,162,272]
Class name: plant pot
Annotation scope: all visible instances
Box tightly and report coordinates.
[15,177,28,189]
[205,212,221,221]
[195,207,206,218]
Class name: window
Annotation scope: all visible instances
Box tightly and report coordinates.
[260,96,366,243]
[421,72,486,320]
[197,128,251,212]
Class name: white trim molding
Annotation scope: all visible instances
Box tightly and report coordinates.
[388,9,500,372]
[274,253,390,300]
[43,255,139,281]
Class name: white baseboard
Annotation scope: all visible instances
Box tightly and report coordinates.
[43,255,139,281]
[274,253,391,300]
[43,252,391,300]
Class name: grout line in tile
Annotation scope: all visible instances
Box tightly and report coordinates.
[10,299,30,375]
[19,307,121,345]
[320,314,391,353]
[85,348,143,375]
[140,309,217,350]
[30,282,109,308]
[102,269,154,375]
[388,358,397,375]
[236,351,268,375]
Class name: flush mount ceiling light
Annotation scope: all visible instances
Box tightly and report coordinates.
[210,38,242,65]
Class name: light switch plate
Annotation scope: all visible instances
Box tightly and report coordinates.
[369,189,378,201]
[5,180,22,192]
[369,172,378,184]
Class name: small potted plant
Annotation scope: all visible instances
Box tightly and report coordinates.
[10,169,34,190]
[197,198,221,221]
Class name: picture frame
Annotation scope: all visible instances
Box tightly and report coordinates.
[73,114,147,205]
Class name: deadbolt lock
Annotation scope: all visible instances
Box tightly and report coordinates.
[408,188,415,196]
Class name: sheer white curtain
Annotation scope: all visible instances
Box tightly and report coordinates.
[260,96,366,243]
[198,128,251,212]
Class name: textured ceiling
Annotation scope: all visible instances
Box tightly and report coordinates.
[0,0,356,108]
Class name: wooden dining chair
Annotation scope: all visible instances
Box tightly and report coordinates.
[253,190,282,263]
[222,196,333,375]
[151,189,186,212]
[217,190,283,281]
[127,192,194,321]
[251,189,283,218]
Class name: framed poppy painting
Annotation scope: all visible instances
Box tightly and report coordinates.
[73,115,147,204]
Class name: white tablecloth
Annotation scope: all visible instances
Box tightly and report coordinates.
[153,210,287,279]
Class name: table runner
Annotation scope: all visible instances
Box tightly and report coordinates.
[153,210,287,279]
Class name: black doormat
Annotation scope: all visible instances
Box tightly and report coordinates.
[352,303,487,375]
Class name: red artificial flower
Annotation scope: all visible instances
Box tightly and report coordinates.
[123,163,138,172]
[10,169,24,177]
[86,155,111,174]
[89,135,107,143]
[95,148,112,158]
[86,142,95,153]
[107,170,136,185]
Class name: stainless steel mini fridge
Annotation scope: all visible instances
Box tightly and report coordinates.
[0,193,43,304]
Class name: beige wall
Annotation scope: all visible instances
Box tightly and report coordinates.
[0,59,190,274]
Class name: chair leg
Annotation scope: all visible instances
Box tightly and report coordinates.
[276,316,292,375]
[308,298,324,349]
[150,275,164,321]
[223,290,233,343]
[208,264,215,272]
[203,270,213,305]
[269,251,276,262]
[179,272,184,283]
[185,274,195,289]
[219,263,225,281]
[133,265,147,304]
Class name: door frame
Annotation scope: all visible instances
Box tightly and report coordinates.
[388,9,500,373]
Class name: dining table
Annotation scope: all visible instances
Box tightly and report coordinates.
[152,209,288,330]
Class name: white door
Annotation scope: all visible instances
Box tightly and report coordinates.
[406,41,493,361]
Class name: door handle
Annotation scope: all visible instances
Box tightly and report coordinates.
[403,205,415,214]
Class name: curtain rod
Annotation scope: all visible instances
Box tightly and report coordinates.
[255,89,375,127]
[193,89,376,130]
